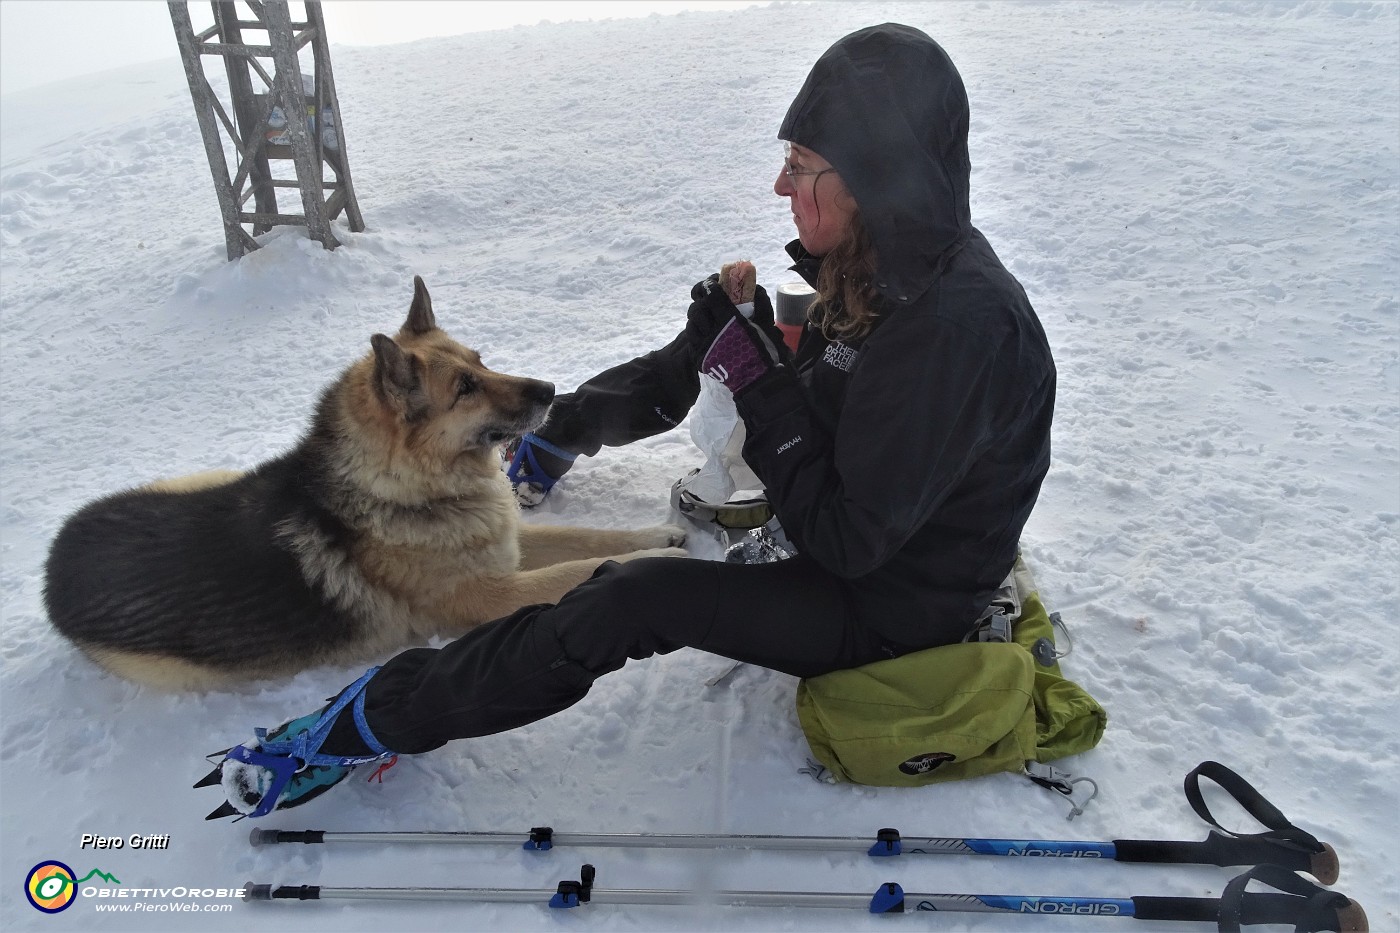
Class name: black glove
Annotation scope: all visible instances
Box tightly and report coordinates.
[685,275,784,395]
[684,273,736,349]
[686,272,785,350]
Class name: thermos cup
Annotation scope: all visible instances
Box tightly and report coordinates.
[774,282,816,352]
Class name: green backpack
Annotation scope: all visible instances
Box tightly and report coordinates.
[795,556,1106,808]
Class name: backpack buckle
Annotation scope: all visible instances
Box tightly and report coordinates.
[964,608,1014,644]
[1024,762,1101,821]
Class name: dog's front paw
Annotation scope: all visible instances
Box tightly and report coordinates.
[637,524,688,549]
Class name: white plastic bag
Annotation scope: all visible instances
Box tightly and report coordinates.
[684,301,764,504]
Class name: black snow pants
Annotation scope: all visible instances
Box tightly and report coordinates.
[328,554,959,757]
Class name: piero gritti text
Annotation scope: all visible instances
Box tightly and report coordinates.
[81,833,171,850]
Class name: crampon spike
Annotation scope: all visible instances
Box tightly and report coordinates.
[205,801,242,821]
[194,765,223,789]
[205,747,233,763]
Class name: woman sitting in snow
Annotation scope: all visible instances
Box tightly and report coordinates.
[207,22,1057,818]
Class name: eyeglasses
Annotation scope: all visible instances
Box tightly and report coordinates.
[782,142,835,184]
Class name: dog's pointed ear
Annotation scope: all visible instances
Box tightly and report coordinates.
[371,333,427,418]
[403,275,436,335]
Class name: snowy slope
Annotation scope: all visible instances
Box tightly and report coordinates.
[2,2,1397,930]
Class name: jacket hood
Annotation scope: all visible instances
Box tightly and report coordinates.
[779,24,972,305]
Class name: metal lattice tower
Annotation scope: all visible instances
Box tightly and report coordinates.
[170,1,364,260]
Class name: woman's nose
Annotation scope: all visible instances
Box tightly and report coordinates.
[774,168,793,197]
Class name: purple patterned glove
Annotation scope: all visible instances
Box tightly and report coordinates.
[700,313,782,395]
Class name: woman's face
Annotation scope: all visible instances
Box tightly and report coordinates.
[774,142,856,256]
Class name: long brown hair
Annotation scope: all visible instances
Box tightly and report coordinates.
[811,203,882,342]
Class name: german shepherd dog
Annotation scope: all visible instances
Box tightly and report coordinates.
[44,277,687,690]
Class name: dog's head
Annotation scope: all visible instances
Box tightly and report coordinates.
[365,277,555,466]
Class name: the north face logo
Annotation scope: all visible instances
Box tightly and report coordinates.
[821,342,858,373]
[898,751,956,775]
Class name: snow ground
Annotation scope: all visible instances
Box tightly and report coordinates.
[2,2,1397,930]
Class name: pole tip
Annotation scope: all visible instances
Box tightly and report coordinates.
[1311,842,1340,886]
[1336,898,1368,933]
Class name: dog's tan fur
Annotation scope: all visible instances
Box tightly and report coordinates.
[45,277,686,691]
[140,469,245,495]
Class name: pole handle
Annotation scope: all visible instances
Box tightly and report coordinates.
[1114,834,1339,885]
[1135,866,1367,933]
[249,828,325,846]
[1133,891,1366,932]
[243,882,323,901]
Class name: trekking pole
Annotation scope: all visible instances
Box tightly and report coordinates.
[242,863,1368,931]
[251,824,1336,882]
[247,762,1339,882]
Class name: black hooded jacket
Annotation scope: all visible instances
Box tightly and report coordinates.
[734,24,1055,645]
[541,24,1053,648]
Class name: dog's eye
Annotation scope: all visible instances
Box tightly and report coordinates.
[457,374,477,396]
